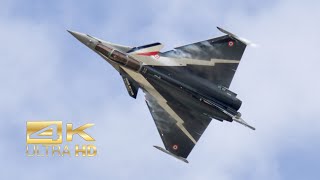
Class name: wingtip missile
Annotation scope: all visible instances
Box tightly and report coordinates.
[217,26,258,47]
[153,145,189,163]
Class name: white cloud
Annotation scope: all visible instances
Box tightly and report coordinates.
[0,0,319,179]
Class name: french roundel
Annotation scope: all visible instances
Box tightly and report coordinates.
[172,144,178,150]
[228,41,234,47]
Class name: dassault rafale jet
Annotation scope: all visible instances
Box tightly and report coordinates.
[69,27,255,163]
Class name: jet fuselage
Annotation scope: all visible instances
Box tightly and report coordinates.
[68,27,256,162]
[94,43,241,122]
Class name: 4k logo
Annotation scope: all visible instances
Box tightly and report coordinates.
[27,121,63,144]
[26,121,95,144]
[26,121,96,157]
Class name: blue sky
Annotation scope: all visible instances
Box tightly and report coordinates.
[1,0,320,179]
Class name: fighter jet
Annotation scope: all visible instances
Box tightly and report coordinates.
[68,27,255,163]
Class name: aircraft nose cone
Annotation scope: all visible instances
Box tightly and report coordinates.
[67,30,98,50]
[67,30,90,45]
[67,30,92,46]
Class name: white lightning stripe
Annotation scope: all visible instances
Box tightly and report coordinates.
[122,67,197,144]
[130,55,239,66]
[155,98,197,144]
[128,44,164,54]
